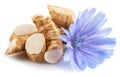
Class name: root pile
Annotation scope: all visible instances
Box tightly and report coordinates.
[6,5,75,64]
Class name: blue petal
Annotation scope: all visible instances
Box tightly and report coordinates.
[73,9,96,37]
[80,49,98,68]
[69,23,76,37]
[81,47,113,64]
[66,42,74,49]
[77,8,96,35]
[80,45,113,68]
[58,34,70,42]
[86,37,116,46]
[70,52,80,71]
[74,49,86,70]
[85,28,112,40]
[63,48,73,61]
[98,49,113,58]
[81,45,114,58]
[61,28,71,40]
[69,49,86,71]
[81,12,107,36]
[82,48,103,64]
[74,9,89,36]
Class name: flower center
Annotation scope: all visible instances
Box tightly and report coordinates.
[73,36,84,48]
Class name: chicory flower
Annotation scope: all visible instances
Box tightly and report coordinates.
[59,8,116,70]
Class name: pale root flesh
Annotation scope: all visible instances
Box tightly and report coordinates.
[32,15,64,63]
[9,24,38,41]
[14,24,38,35]
[47,5,76,29]
[44,48,63,63]
[6,24,38,55]
[25,33,46,62]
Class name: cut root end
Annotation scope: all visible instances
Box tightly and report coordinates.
[7,24,38,55]
[14,24,38,35]
[44,48,63,63]
[25,33,46,62]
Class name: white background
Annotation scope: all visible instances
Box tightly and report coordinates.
[0,0,120,77]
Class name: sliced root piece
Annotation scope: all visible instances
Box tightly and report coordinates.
[7,24,38,55]
[47,5,76,29]
[32,15,64,63]
[6,35,28,55]
[25,33,46,62]
[44,39,64,63]
[9,24,38,41]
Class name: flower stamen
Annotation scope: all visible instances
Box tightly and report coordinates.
[73,36,84,48]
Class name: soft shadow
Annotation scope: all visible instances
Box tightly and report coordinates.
[7,51,50,64]
[7,51,28,61]
[55,59,73,71]
[5,52,73,71]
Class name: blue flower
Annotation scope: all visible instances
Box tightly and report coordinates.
[59,8,116,71]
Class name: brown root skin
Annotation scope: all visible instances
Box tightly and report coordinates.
[47,5,76,29]
[9,32,16,42]
[32,15,64,63]
[55,27,64,34]
[6,24,38,55]
[25,33,46,62]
